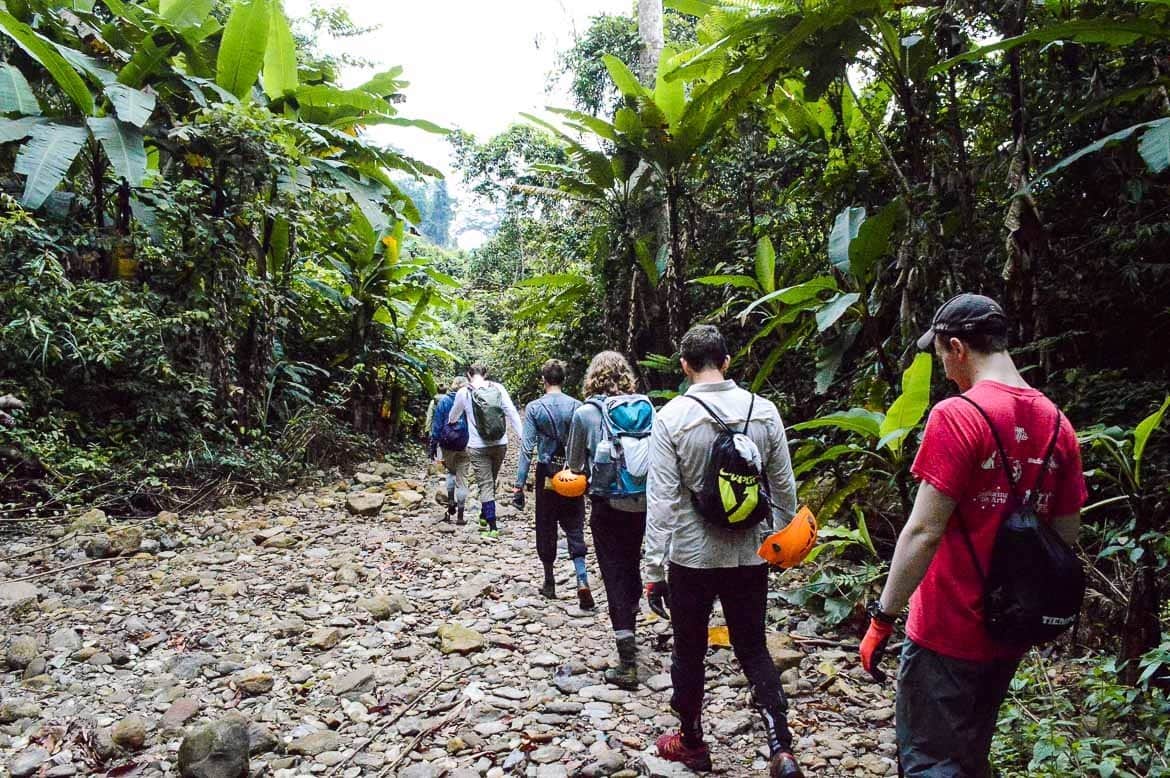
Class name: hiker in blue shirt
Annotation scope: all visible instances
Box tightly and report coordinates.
[430,376,469,524]
[513,360,594,611]
[567,351,654,690]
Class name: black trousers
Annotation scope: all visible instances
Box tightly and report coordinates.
[534,463,587,575]
[589,499,645,633]
[668,563,788,729]
[897,640,1021,778]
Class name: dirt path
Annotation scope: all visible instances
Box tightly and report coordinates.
[0,442,898,777]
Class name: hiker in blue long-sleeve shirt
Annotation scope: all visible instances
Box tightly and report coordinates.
[430,376,469,524]
[513,360,594,610]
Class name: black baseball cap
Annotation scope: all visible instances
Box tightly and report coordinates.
[916,293,1009,351]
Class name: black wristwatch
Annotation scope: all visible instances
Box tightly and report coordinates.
[866,600,897,625]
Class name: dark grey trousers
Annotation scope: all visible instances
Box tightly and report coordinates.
[897,640,1021,778]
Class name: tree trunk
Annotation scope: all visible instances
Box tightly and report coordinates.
[637,0,664,84]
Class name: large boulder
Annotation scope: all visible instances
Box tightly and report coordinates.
[177,716,250,778]
[345,492,385,516]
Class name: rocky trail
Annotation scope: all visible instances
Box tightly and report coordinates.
[1,443,898,777]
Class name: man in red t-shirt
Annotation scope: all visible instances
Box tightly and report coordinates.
[857,293,1087,777]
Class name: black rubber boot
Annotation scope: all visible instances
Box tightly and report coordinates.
[604,635,638,690]
[455,505,465,525]
[540,573,556,599]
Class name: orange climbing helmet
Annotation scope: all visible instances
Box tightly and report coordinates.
[550,469,588,498]
[757,506,818,568]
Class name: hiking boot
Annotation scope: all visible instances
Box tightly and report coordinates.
[539,581,556,599]
[478,528,499,540]
[604,635,638,690]
[655,733,712,772]
[768,752,803,778]
[577,586,595,610]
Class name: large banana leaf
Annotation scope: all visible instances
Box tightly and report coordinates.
[262,1,297,100]
[0,116,48,142]
[215,0,270,100]
[104,83,155,127]
[117,37,175,88]
[14,122,88,208]
[160,0,213,29]
[87,116,147,186]
[878,353,933,455]
[0,10,94,114]
[0,63,41,115]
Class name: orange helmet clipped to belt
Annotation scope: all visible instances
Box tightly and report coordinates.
[551,469,587,498]
[757,506,818,568]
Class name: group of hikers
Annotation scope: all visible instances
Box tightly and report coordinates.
[424,295,1088,778]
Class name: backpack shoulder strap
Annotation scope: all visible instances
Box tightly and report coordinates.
[685,394,735,435]
[743,391,757,435]
[1028,407,1065,507]
[538,400,562,446]
[587,398,611,439]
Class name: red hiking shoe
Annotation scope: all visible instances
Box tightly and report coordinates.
[655,732,713,772]
[768,751,804,778]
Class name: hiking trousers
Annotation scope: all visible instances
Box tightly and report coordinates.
[897,640,1021,778]
[440,448,470,507]
[668,562,789,731]
[468,444,506,504]
[589,499,645,633]
[534,462,587,573]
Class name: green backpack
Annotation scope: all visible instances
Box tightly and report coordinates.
[471,383,507,440]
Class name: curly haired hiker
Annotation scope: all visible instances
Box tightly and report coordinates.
[567,351,654,690]
[430,376,470,524]
[859,294,1087,777]
[448,363,523,539]
[642,325,803,777]
[514,359,594,610]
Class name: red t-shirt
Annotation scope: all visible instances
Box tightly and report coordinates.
[907,380,1088,662]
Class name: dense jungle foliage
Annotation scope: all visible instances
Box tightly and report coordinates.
[1,0,1169,774]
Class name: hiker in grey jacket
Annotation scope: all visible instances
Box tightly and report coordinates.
[644,325,803,778]
[514,359,594,610]
[567,350,650,690]
[448,363,523,538]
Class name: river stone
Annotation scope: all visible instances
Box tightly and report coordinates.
[68,508,108,534]
[9,746,49,777]
[287,729,339,756]
[0,699,42,723]
[331,665,375,696]
[49,627,82,652]
[247,723,279,756]
[0,582,41,608]
[236,669,274,695]
[177,715,250,778]
[308,628,341,650]
[345,493,385,516]
[170,652,215,679]
[6,635,38,669]
[162,698,200,730]
[112,715,148,751]
[108,525,143,555]
[438,623,485,654]
[356,594,407,620]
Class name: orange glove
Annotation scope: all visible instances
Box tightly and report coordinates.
[859,618,895,682]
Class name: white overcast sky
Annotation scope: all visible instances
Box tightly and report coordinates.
[287,0,632,180]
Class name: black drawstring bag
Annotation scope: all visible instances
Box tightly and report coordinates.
[956,397,1085,646]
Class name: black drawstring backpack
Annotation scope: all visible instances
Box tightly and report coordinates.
[686,393,772,530]
[955,396,1085,646]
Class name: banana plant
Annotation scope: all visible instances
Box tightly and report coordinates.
[789,351,933,519]
[1078,395,1170,683]
[697,197,905,393]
